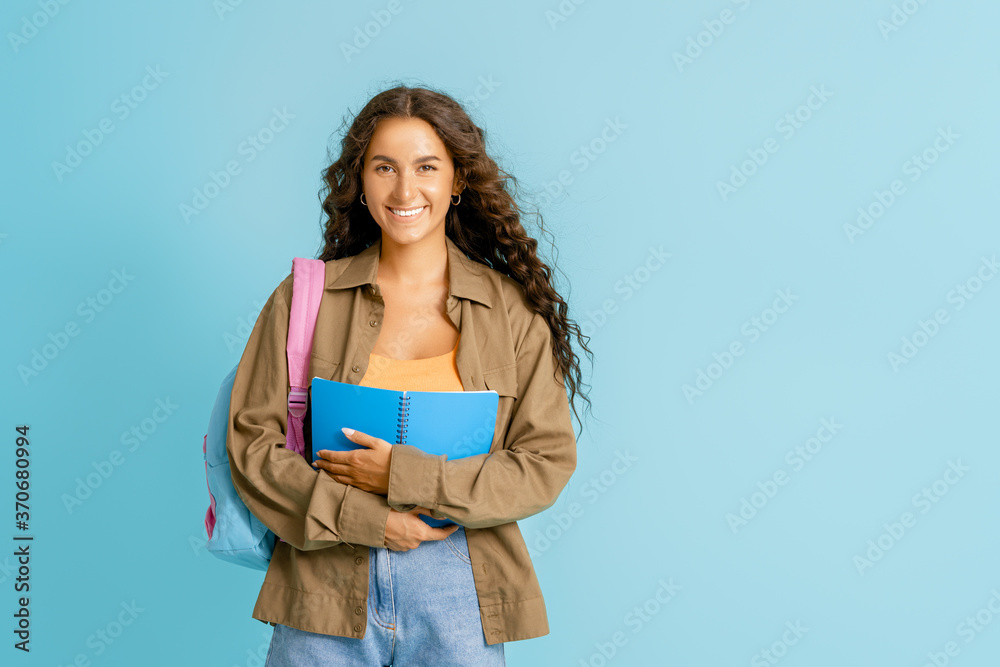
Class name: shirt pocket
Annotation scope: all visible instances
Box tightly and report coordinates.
[482,364,518,453]
[308,352,340,381]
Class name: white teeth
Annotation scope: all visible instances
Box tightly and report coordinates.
[390,207,424,217]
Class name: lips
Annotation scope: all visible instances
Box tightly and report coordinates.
[386,205,426,220]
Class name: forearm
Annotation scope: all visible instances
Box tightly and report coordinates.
[386,442,575,529]
[226,280,392,550]
[385,311,578,528]
[227,414,391,549]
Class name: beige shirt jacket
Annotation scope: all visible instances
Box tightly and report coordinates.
[225,234,578,645]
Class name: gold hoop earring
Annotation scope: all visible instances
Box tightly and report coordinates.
[360,193,367,206]
[451,193,461,206]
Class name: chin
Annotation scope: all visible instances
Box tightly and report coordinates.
[379,222,445,246]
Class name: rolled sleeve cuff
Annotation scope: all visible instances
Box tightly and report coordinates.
[387,444,440,512]
[338,484,391,548]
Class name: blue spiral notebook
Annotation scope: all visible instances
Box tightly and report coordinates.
[310,376,500,527]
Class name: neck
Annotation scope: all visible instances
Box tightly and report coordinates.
[376,233,449,287]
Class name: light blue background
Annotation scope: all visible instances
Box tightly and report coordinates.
[2,0,998,665]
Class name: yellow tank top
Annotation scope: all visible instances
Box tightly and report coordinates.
[358,334,464,392]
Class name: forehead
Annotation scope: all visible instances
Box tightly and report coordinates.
[366,117,450,159]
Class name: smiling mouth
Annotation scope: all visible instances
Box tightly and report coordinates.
[387,206,426,219]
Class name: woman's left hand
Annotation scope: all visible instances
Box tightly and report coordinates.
[312,427,392,496]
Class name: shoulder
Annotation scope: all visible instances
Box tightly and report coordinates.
[270,254,355,305]
[473,263,532,315]
[270,272,295,307]
[474,264,546,348]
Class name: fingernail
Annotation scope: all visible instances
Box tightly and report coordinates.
[342,427,355,436]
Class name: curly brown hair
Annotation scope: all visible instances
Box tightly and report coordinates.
[315,84,593,436]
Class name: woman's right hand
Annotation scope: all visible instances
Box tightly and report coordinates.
[383,506,460,551]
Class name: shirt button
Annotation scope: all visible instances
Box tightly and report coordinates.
[352,364,360,373]
[354,624,362,633]
[355,556,364,566]
[369,319,377,327]
[355,606,363,615]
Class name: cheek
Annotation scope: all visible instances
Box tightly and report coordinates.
[429,172,455,194]
[365,178,388,198]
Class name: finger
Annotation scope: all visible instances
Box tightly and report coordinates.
[343,428,391,451]
[341,427,376,449]
[312,464,354,485]
[314,467,339,482]
[312,460,342,477]
[315,450,350,464]
[313,460,353,476]
[330,473,359,487]
[423,524,460,541]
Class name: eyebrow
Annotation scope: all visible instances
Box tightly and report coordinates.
[369,154,442,166]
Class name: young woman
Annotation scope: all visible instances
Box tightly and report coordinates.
[226,85,592,665]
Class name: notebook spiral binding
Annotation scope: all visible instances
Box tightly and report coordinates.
[396,394,410,445]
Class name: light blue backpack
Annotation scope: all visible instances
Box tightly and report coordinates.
[201,258,326,569]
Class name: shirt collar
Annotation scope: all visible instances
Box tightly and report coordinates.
[327,234,493,308]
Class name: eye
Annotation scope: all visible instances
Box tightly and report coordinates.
[375,165,393,173]
[418,164,436,172]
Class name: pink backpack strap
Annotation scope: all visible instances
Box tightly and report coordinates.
[285,257,326,457]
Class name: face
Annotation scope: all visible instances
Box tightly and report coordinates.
[361,116,463,250]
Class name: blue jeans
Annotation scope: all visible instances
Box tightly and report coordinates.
[264,526,506,666]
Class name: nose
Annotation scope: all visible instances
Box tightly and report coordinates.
[392,170,415,202]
